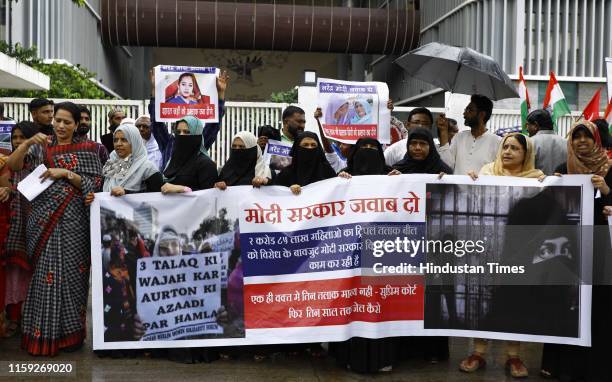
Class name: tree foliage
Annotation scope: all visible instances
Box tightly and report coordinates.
[0,41,109,99]
[269,87,298,103]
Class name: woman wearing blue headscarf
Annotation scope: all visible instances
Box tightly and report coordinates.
[161,115,218,194]
[350,98,373,125]
[325,95,354,125]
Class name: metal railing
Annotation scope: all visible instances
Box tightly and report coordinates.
[0,98,584,166]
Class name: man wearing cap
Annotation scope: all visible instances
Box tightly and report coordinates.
[101,108,126,153]
[135,115,163,170]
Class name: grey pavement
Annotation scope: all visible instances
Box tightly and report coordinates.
[0,294,552,382]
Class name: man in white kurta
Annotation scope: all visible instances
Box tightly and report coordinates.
[437,95,501,175]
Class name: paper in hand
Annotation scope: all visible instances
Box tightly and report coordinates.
[17,164,55,201]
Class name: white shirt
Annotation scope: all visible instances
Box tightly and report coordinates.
[384,138,440,166]
[144,136,163,171]
[325,151,347,173]
[438,129,501,175]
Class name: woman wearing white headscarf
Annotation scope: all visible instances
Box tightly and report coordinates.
[102,122,162,195]
[215,131,271,189]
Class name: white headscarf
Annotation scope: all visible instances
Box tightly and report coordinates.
[102,123,159,192]
[234,131,271,178]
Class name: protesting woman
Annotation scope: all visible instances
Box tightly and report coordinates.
[390,128,452,365]
[0,154,9,336]
[540,120,612,381]
[160,116,218,194]
[252,131,334,358]
[101,122,162,194]
[253,131,335,195]
[7,102,102,356]
[337,137,391,178]
[1,122,37,337]
[459,133,544,378]
[391,128,452,175]
[215,131,270,189]
[331,137,396,373]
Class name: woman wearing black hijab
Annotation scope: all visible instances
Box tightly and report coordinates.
[338,137,392,177]
[253,131,335,194]
[331,137,398,373]
[389,128,452,364]
[391,128,453,175]
[159,116,218,194]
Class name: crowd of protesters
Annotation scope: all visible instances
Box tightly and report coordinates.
[0,70,611,381]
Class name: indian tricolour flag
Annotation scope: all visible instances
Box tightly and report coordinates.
[542,71,571,131]
[518,66,530,135]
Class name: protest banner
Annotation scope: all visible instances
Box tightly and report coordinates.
[135,253,223,341]
[154,65,219,123]
[263,139,292,171]
[317,78,390,144]
[91,175,593,350]
[0,120,15,155]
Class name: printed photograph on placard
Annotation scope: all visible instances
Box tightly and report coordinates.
[0,121,15,155]
[423,184,582,338]
[98,195,243,342]
[263,139,293,172]
[317,78,390,144]
[154,65,219,123]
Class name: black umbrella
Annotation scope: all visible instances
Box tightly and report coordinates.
[395,42,519,100]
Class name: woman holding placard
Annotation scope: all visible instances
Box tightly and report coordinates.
[6,102,103,356]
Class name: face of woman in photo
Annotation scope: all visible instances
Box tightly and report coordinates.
[501,136,526,168]
[109,263,130,281]
[158,239,180,256]
[53,109,78,142]
[11,128,26,150]
[179,76,194,98]
[572,129,595,155]
[113,131,132,159]
[176,121,190,135]
[408,138,430,160]
[231,137,246,149]
[355,102,367,117]
[334,103,349,119]
[299,137,318,149]
[532,236,572,264]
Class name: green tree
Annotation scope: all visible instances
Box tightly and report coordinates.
[0,41,109,99]
[269,87,298,103]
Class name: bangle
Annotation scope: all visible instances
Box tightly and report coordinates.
[183,186,192,193]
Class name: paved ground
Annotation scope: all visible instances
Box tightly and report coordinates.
[0,295,553,381]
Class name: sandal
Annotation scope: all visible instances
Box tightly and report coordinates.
[459,353,486,372]
[253,354,267,362]
[506,357,528,378]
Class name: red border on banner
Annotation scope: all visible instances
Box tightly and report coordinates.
[244,276,424,329]
[322,124,378,141]
[159,103,217,119]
